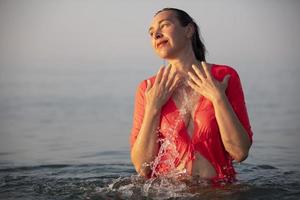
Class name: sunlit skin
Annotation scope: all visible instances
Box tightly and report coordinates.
[131,10,251,178]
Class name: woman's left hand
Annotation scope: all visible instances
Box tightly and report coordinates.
[187,61,231,103]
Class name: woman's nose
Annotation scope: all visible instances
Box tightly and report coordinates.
[154,31,163,39]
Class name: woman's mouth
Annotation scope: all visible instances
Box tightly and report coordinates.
[157,40,169,48]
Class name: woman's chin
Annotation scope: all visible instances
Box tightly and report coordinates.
[156,51,173,60]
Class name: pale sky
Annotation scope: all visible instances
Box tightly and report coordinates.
[0,0,300,162]
[0,0,299,69]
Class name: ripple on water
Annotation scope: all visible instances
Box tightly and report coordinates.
[1,163,300,199]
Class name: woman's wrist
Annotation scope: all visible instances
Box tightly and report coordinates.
[145,104,161,117]
[212,91,227,105]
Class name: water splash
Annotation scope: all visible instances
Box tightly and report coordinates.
[150,85,198,177]
[89,85,201,199]
[93,85,203,199]
[135,84,201,198]
[91,173,218,200]
[2,162,298,200]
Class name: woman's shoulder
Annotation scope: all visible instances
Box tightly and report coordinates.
[136,74,156,92]
[210,63,240,81]
[211,63,238,74]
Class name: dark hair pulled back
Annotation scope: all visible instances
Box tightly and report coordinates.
[155,8,207,61]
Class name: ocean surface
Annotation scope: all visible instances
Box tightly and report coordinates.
[0,64,300,199]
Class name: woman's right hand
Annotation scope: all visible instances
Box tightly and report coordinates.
[145,65,181,112]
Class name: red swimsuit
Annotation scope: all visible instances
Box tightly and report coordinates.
[130,64,253,182]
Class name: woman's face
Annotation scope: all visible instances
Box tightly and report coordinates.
[148,10,190,59]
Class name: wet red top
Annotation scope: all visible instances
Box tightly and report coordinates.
[130,64,253,182]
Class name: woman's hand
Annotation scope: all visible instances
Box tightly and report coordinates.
[187,61,231,103]
[145,65,180,112]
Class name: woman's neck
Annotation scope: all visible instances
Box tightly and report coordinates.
[166,45,201,77]
[167,58,201,84]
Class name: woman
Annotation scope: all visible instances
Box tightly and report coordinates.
[130,8,253,183]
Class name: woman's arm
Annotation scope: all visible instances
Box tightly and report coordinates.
[131,104,161,177]
[187,62,252,162]
[212,93,251,162]
[131,66,180,177]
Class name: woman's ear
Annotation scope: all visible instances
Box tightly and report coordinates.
[185,23,195,38]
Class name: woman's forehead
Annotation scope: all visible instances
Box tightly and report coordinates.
[149,11,177,28]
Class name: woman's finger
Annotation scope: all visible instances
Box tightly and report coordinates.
[201,61,213,80]
[165,70,177,89]
[168,75,181,93]
[187,79,200,93]
[146,79,152,92]
[160,64,171,87]
[188,71,202,86]
[222,74,231,89]
[192,64,206,81]
[154,66,164,85]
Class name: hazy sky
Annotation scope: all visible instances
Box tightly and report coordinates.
[0,0,300,69]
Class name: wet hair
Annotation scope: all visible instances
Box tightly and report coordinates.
[155,8,206,61]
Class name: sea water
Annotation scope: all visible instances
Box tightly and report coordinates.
[0,64,300,199]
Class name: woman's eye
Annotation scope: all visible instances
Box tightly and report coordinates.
[161,23,169,28]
